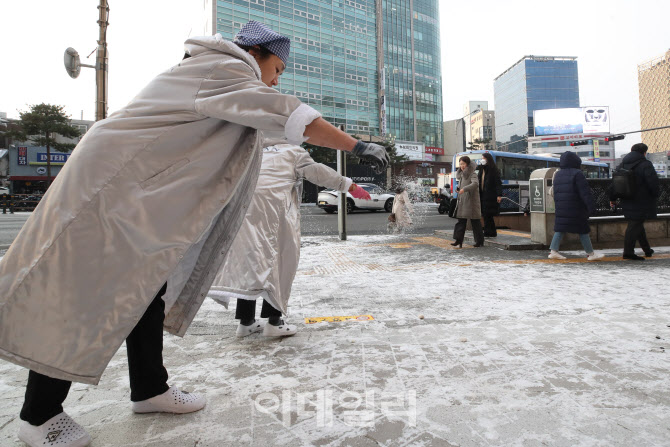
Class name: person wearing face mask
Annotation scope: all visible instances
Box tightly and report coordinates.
[477,153,503,237]
[0,20,389,447]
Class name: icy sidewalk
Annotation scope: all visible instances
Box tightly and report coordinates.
[1,235,669,446]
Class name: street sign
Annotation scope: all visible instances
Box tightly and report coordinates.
[17,147,27,165]
[529,178,545,213]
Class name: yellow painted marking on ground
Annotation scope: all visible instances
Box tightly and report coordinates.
[305,315,374,324]
[297,252,670,276]
[492,253,670,266]
[411,236,473,250]
[388,243,415,249]
[497,230,532,238]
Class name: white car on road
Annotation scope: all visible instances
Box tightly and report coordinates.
[317,183,395,214]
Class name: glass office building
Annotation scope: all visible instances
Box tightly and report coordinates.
[210,0,443,149]
[215,0,379,136]
[382,0,443,149]
[494,56,579,153]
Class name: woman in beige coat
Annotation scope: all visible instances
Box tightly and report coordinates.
[452,156,485,248]
[3,21,389,447]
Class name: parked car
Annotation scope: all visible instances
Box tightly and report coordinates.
[317,183,395,214]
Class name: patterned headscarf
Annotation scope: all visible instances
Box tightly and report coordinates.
[234,20,291,66]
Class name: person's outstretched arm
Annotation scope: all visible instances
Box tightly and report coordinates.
[303,118,356,151]
[194,59,388,171]
[295,149,354,192]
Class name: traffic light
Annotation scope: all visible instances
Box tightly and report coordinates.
[605,134,625,142]
[570,140,590,146]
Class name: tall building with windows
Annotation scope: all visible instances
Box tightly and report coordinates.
[494,56,580,153]
[381,0,443,150]
[469,110,495,150]
[197,0,443,150]
[638,50,670,154]
[462,100,488,145]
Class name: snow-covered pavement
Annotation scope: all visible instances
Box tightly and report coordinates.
[1,235,669,446]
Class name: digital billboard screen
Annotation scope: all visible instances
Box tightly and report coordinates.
[534,107,610,136]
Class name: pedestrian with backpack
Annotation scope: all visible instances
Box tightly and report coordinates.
[609,143,660,260]
[548,151,604,261]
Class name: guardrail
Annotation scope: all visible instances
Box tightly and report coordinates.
[0,194,44,213]
[499,179,670,216]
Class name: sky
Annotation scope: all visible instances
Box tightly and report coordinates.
[1,0,668,155]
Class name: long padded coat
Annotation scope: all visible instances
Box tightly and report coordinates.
[0,35,321,384]
[477,165,503,217]
[206,143,351,315]
[553,151,596,234]
[455,163,481,220]
[615,151,660,220]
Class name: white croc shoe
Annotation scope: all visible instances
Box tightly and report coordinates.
[132,387,206,414]
[587,252,605,261]
[263,320,297,337]
[236,320,266,338]
[18,412,91,447]
[548,251,567,260]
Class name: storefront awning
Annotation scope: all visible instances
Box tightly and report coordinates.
[9,176,57,181]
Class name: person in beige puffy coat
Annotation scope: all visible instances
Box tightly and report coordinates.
[452,156,485,248]
[207,141,357,338]
[3,21,389,447]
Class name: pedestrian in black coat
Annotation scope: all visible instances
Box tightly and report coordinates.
[609,143,660,260]
[477,153,503,237]
[548,151,603,261]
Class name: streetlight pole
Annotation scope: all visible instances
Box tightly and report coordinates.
[95,0,110,121]
[337,125,347,241]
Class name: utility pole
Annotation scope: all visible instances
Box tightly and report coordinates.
[96,0,110,121]
[337,125,347,241]
[63,1,109,122]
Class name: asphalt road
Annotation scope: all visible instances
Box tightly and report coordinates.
[0,212,31,247]
[0,205,456,247]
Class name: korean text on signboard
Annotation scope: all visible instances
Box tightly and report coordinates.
[425,146,444,155]
[529,178,545,213]
[593,140,600,162]
[17,147,28,165]
[395,142,424,161]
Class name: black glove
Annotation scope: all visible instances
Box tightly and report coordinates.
[352,141,390,174]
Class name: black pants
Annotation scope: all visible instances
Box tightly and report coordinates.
[482,215,497,237]
[624,219,652,256]
[235,298,282,320]
[453,218,485,246]
[20,284,170,426]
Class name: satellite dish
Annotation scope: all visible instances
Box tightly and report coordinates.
[64,47,82,79]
